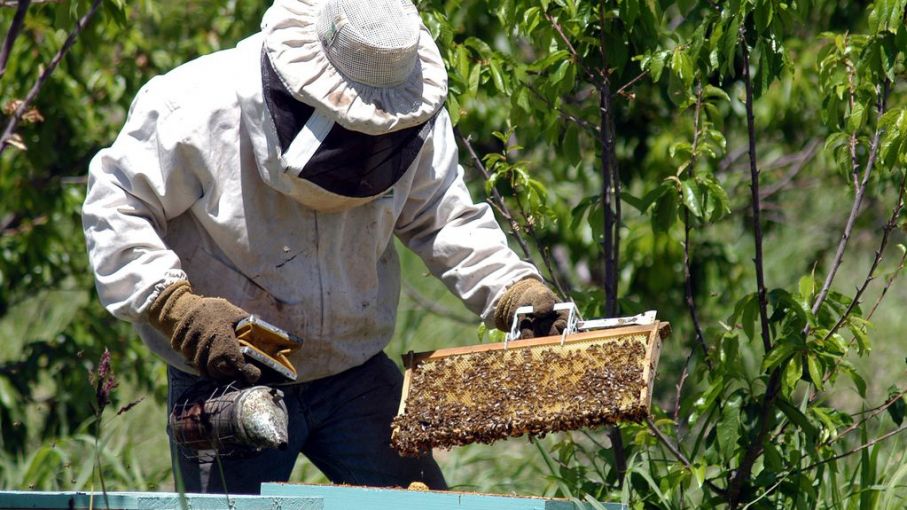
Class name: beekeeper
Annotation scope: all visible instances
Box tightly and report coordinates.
[82,0,565,494]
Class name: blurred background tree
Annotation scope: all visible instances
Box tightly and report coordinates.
[1,0,906,507]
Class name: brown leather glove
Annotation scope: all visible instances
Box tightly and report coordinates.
[493,278,568,339]
[147,280,261,384]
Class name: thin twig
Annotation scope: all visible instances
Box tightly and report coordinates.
[802,423,907,475]
[0,0,30,78]
[759,139,820,200]
[825,388,907,446]
[544,12,603,87]
[0,0,103,156]
[526,85,600,135]
[821,164,905,345]
[513,193,571,298]
[747,423,907,506]
[647,417,727,496]
[402,282,475,325]
[455,129,534,262]
[682,83,713,369]
[810,82,890,320]
[647,416,693,469]
[672,362,689,427]
[613,71,647,99]
[866,246,907,320]
[719,146,748,173]
[801,168,907,403]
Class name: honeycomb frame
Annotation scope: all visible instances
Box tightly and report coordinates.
[391,322,670,456]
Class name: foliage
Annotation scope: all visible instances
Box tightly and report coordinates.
[418,0,907,507]
[2,0,907,508]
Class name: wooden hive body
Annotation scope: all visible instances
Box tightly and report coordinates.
[391,322,670,456]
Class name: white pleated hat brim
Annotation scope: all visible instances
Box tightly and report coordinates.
[261,0,449,136]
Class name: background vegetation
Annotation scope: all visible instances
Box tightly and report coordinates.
[1,0,906,508]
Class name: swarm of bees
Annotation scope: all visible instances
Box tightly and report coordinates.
[391,335,651,457]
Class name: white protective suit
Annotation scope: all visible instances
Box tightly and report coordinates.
[82,33,539,381]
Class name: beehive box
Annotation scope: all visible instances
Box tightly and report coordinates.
[391,322,669,456]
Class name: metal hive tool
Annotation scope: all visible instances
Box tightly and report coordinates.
[391,306,669,456]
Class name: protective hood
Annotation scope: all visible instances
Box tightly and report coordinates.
[236,35,433,212]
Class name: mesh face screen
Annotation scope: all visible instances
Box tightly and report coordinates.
[316,0,420,87]
[341,0,418,48]
[392,330,659,457]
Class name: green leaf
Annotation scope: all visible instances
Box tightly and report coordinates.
[652,185,678,232]
[784,354,804,394]
[699,174,731,221]
[717,395,741,454]
[754,0,774,32]
[648,51,669,82]
[702,84,730,103]
[763,341,797,371]
[447,94,461,125]
[671,47,694,89]
[807,354,824,390]
[742,294,758,343]
[562,124,581,167]
[692,463,705,488]
[488,59,506,93]
[681,179,703,218]
[840,362,868,397]
[777,398,818,442]
[798,275,816,306]
[550,60,570,86]
[467,63,481,97]
[847,102,867,132]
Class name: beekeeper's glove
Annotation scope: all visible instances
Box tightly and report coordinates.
[147,280,261,383]
[493,278,568,339]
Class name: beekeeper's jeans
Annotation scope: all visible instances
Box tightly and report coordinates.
[166,352,447,494]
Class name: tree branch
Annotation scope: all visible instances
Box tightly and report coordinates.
[0,0,30,79]
[526,85,600,136]
[598,0,626,484]
[803,167,907,396]
[727,28,776,507]
[821,163,905,345]
[810,82,890,320]
[739,32,772,355]
[544,11,604,88]
[0,0,103,156]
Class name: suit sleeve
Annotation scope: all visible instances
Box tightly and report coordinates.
[82,78,202,321]
[395,109,542,326]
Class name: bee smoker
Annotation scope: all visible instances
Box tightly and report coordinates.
[169,382,290,458]
[169,315,302,458]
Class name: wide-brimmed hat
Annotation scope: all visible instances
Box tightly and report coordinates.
[261,0,448,136]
